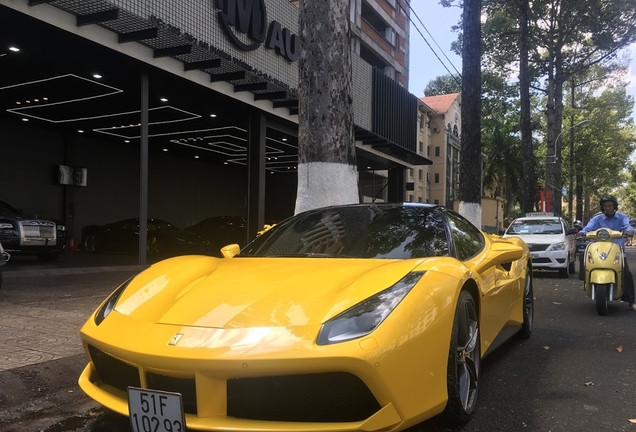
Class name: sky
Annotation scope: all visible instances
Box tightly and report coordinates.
[406,3,636,122]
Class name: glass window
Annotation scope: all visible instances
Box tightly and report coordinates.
[435,146,440,157]
[240,205,449,259]
[434,173,440,183]
[505,219,564,235]
[444,210,485,261]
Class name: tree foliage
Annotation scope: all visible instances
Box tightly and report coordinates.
[424,75,461,96]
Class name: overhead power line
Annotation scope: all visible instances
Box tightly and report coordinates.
[401,2,462,87]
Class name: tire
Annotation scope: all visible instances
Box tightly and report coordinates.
[568,256,576,274]
[594,283,609,316]
[147,236,161,256]
[0,271,3,291]
[519,268,534,339]
[84,234,97,253]
[578,253,585,281]
[443,290,480,425]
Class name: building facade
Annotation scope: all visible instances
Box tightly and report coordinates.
[0,0,429,260]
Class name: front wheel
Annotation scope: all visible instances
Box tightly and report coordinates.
[568,256,576,274]
[519,268,534,339]
[594,283,609,316]
[443,290,480,425]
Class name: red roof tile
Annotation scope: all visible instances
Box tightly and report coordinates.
[420,93,459,114]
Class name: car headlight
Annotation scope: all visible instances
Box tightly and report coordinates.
[94,277,135,325]
[56,225,66,232]
[548,242,565,251]
[317,271,426,345]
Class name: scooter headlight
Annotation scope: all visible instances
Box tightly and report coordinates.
[613,252,622,265]
[587,250,594,264]
[597,229,610,241]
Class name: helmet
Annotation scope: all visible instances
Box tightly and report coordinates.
[630,218,636,227]
[599,195,618,211]
[573,219,582,227]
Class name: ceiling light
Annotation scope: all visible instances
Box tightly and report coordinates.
[78,130,84,133]
[282,138,287,141]
[9,47,20,52]
[93,74,102,79]
[224,162,228,165]
[21,118,29,121]
[194,155,200,159]
[124,140,130,143]
[160,98,168,102]
[210,114,217,118]
[15,101,21,105]
[34,99,39,102]
[163,148,168,152]
[25,100,30,103]
[43,97,48,101]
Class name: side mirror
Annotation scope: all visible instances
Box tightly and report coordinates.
[567,228,578,235]
[489,241,525,264]
[221,243,240,258]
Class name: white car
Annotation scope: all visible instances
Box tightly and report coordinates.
[503,212,577,278]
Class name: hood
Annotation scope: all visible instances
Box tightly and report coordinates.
[502,233,566,245]
[0,213,55,223]
[114,257,425,329]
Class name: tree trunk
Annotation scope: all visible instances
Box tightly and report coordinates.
[459,0,482,227]
[552,53,564,215]
[296,0,358,214]
[517,0,534,215]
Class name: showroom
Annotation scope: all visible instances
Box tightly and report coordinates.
[0,0,428,261]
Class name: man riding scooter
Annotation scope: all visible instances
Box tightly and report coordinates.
[576,195,636,312]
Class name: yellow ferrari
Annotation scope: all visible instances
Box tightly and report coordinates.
[78,203,532,431]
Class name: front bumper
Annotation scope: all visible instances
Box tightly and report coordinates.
[78,311,452,432]
[529,250,568,269]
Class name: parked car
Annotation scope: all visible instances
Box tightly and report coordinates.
[0,240,8,290]
[81,218,210,256]
[502,212,577,278]
[0,199,65,261]
[185,216,247,256]
[78,203,532,431]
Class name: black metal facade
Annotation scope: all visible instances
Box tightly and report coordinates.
[372,68,419,155]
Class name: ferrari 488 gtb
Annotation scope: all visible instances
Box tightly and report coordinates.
[78,203,532,432]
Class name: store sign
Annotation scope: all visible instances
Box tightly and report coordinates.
[215,0,300,62]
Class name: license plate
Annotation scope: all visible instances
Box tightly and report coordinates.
[128,387,186,432]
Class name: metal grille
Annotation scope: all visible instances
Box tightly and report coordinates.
[19,222,55,239]
[527,244,550,252]
[227,372,381,422]
[88,345,141,391]
[146,373,197,415]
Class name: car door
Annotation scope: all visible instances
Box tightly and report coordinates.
[444,210,515,346]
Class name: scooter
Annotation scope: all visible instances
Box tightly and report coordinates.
[580,228,625,315]
[0,240,9,291]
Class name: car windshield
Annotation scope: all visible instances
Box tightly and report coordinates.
[239,205,450,259]
[506,219,563,235]
[0,200,21,214]
[149,220,179,231]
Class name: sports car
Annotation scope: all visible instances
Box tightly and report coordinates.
[78,203,532,431]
